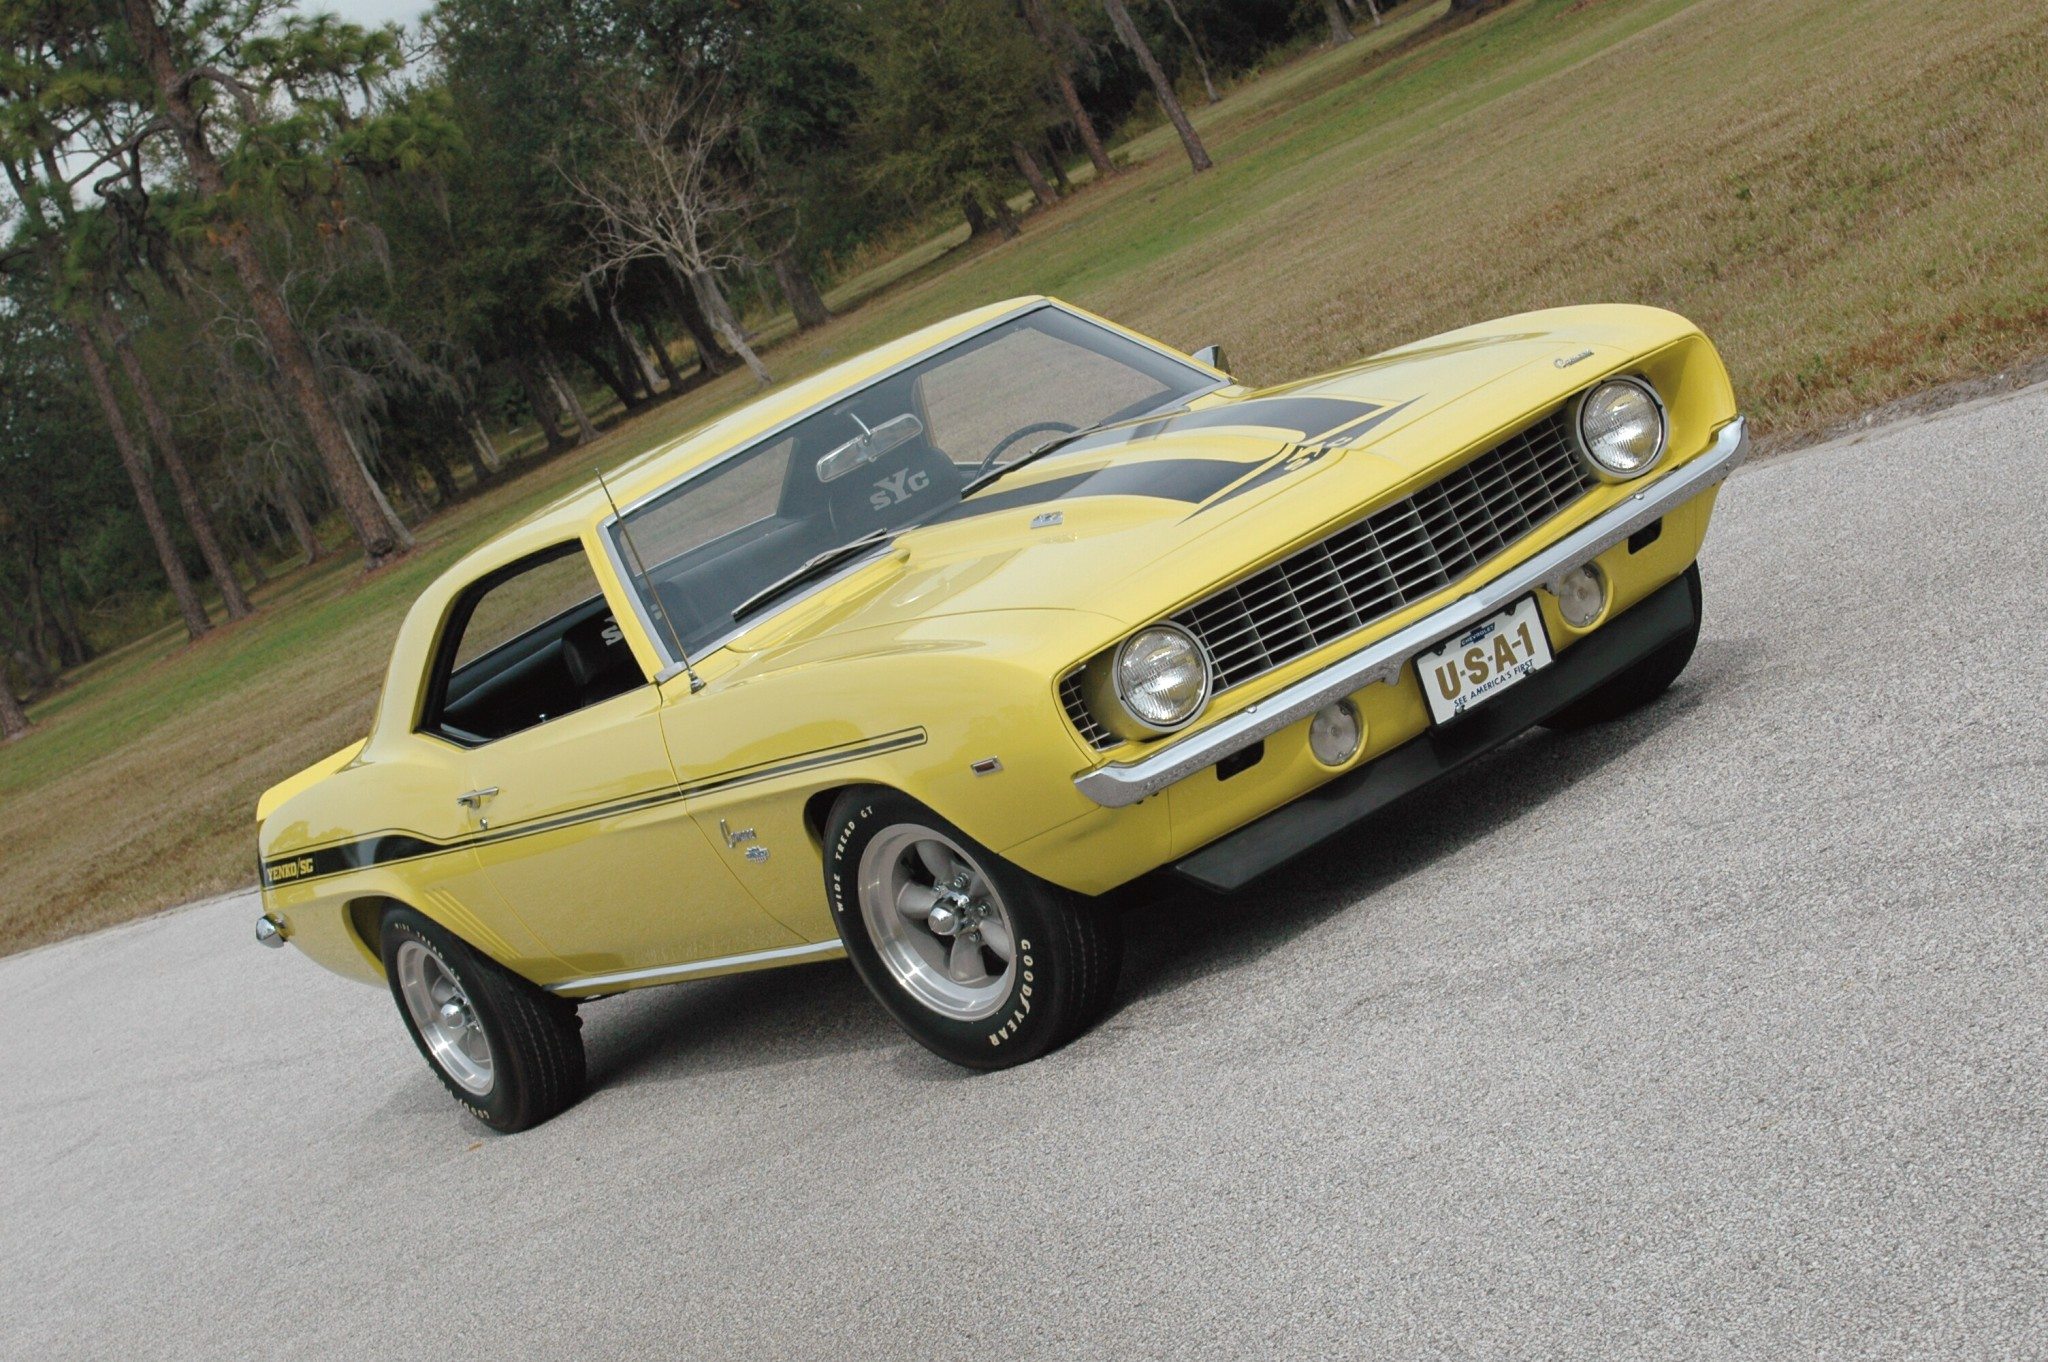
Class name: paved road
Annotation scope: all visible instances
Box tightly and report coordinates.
[6,388,2046,1360]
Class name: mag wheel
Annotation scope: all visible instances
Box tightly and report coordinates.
[825,789,1120,1068]
[379,907,585,1133]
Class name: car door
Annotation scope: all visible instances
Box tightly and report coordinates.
[422,540,800,985]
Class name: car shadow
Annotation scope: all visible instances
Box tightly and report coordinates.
[569,634,1760,1095]
[580,957,893,1090]
[1108,635,1759,1018]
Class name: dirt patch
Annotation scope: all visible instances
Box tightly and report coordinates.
[1758,353,2048,460]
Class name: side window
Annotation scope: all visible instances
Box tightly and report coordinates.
[422,543,643,744]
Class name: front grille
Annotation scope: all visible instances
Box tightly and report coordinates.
[1060,671,1119,751]
[1175,408,1593,693]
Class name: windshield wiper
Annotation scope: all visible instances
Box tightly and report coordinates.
[958,386,1214,498]
[731,529,896,622]
[959,428,1099,498]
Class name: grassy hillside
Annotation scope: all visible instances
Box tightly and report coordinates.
[5,0,2045,952]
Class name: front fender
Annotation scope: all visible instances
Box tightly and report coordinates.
[668,608,1167,931]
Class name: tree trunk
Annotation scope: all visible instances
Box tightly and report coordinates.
[419,439,461,504]
[1364,0,1384,26]
[990,192,1021,238]
[8,631,53,691]
[540,348,599,442]
[686,268,771,384]
[660,265,738,375]
[1044,138,1073,193]
[236,532,269,588]
[1158,0,1220,102]
[770,250,831,331]
[43,563,92,667]
[514,353,573,453]
[962,192,995,238]
[588,280,657,399]
[1022,0,1116,179]
[120,0,403,568]
[635,312,689,392]
[467,412,503,475]
[104,316,254,621]
[274,469,324,564]
[1323,0,1354,43]
[344,430,417,550]
[0,673,28,741]
[1100,0,1213,172]
[0,592,54,689]
[70,321,211,641]
[565,335,639,409]
[1013,143,1060,208]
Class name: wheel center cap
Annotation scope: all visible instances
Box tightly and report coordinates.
[928,903,961,936]
[438,999,470,1031]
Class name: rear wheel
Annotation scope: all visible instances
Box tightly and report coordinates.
[825,789,1120,1068]
[1543,563,1703,731]
[380,907,585,1133]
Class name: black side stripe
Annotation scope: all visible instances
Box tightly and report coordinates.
[261,729,926,888]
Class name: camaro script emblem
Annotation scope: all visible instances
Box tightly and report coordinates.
[1555,349,1595,369]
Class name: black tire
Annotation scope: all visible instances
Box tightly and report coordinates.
[380,907,585,1133]
[825,788,1121,1069]
[1542,563,1703,731]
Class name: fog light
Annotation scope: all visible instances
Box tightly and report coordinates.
[1308,699,1364,767]
[1555,563,1607,628]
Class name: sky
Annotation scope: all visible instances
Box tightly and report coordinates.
[314,0,433,29]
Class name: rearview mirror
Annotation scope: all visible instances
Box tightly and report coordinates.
[816,413,925,484]
[1192,343,1229,374]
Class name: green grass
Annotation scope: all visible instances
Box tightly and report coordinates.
[7,0,2047,952]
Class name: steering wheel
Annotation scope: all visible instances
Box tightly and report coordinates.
[975,420,1080,477]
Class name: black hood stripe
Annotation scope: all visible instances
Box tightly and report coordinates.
[942,395,1422,524]
[1066,395,1389,453]
[939,456,1282,522]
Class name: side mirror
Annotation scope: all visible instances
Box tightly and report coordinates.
[1192,343,1229,374]
[816,413,925,484]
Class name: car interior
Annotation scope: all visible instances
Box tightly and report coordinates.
[631,379,967,660]
[425,561,643,746]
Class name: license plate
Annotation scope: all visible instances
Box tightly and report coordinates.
[1417,597,1553,724]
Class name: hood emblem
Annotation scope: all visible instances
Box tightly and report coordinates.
[1030,511,1064,529]
[1555,349,1594,369]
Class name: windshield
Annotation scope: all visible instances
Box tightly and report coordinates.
[607,305,1213,661]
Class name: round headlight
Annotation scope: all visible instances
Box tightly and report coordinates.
[1114,625,1210,732]
[1577,378,1666,479]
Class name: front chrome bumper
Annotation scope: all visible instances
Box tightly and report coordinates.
[1073,416,1750,808]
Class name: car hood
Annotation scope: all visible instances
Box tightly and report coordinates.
[722,310,1650,663]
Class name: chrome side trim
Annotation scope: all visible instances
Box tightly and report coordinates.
[545,939,847,995]
[1073,416,1749,808]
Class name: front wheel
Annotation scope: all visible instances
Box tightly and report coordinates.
[380,907,586,1133]
[824,789,1120,1068]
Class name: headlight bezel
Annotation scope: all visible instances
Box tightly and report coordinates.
[1107,623,1213,737]
[1574,375,1668,482]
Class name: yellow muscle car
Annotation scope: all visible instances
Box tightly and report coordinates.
[254,297,1746,1131]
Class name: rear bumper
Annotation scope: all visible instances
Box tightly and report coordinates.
[1172,563,1701,893]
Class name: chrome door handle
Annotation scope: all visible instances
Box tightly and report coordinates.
[455,787,499,809]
